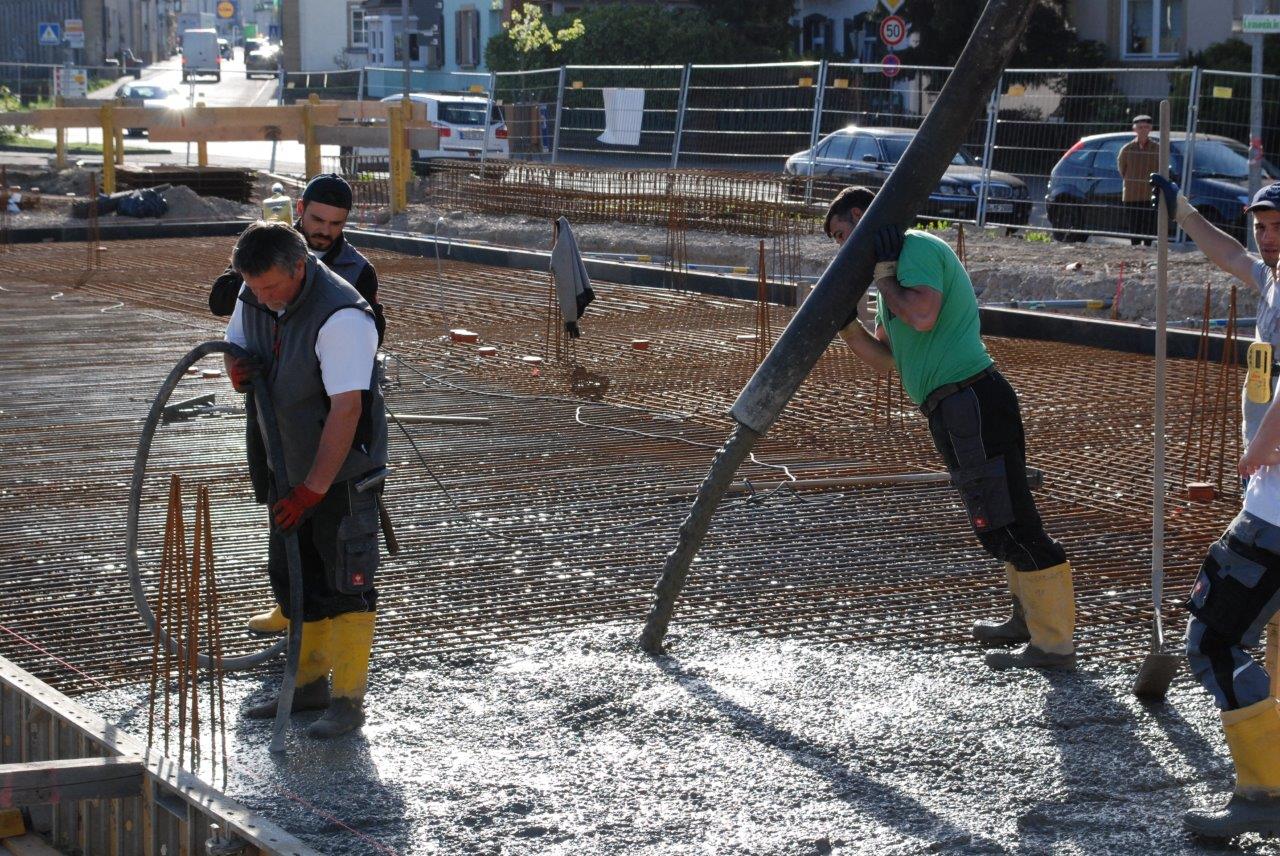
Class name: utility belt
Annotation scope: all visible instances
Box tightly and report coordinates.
[1247,342,1277,405]
[920,366,997,418]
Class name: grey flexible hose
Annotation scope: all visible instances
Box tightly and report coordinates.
[125,340,303,752]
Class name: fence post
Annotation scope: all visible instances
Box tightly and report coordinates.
[480,71,496,170]
[551,66,566,164]
[269,67,285,173]
[99,104,116,193]
[303,93,320,178]
[388,99,407,214]
[196,101,208,167]
[55,95,67,170]
[804,59,828,204]
[670,63,692,170]
[975,73,1001,229]
[1178,66,1201,244]
[358,66,365,102]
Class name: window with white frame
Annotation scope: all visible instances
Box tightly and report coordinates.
[349,5,367,49]
[456,7,480,69]
[1122,0,1183,60]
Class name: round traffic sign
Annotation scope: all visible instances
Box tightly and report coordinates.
[879,15,907,48]
[882,54,902,78]
[216,0,235,18]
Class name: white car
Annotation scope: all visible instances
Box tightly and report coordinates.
[342,93,509,174]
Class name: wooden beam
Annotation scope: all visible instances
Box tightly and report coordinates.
[2,833,63,856]
[0,757,144,806]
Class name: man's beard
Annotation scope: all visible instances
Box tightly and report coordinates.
[304,231,333,251]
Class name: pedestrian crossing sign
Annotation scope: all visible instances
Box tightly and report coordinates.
[38,22,61,47]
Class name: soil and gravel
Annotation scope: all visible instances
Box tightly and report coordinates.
[81,625,1280,855]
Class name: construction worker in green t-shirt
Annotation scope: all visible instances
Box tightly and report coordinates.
[824,186,1078,671]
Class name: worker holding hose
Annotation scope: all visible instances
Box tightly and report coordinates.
[209,173,384,636]
[223,221,387,739]
[824,186,1076,672]
[1152,177,1280,838]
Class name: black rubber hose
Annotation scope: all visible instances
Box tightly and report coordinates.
[125,340,303,752]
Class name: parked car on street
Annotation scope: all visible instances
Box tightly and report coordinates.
[1046,132,1280,241]
[783,126,1032,226]
[245,41,279,79]
[117,83,184,136]
[342,93,510,174]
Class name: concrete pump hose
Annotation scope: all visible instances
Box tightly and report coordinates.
[126,341,298,675]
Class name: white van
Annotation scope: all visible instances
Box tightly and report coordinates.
[343,93,509,173]
[181,29,221,82]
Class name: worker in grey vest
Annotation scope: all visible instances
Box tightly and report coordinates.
[224,221,387,739]
[209,173,384,636]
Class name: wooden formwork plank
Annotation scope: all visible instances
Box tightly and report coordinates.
[0,756,144,805]
[0,657,321,856]
[1,833,62,855]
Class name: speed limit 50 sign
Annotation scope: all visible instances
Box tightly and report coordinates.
[880,15,907,49]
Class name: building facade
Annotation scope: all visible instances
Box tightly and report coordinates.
[2,0,173,67]
[361,0,503,93]
[790,0,878,61]
[1069,0,1279,63]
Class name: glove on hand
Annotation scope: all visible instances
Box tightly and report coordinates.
[1150,173,1195,224]
[227,355,262,394]
[272,484,324,531]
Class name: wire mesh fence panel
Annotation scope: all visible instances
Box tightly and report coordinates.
[996,67,1193,241]
[1192,69,1280,238]
[323,154,390,223]
[556,65,684,166]
[680,62,821,170]
[803,63,997,225]
[493,68,560,161]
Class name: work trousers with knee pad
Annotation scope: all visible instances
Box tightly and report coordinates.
[925,370,1067,572]
[267,478,380,623]
[1185,510,1280,711]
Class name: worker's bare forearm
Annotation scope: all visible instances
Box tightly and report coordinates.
[303,391,362,495]
[840,321,895,374]
[874,276,941,331]
[1182,212,1257,284]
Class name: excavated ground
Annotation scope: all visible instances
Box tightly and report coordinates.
[82,626,1280,855]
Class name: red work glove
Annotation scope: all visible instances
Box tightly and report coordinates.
[227,355,261,394]
[272,484,325,531]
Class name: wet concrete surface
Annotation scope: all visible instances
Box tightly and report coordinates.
[82,625,1280,855]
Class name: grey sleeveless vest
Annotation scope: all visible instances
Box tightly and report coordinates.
[325,238,370,292]
[239,256,388,488]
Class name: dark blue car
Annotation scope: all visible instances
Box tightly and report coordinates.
[1046,132,1279,241]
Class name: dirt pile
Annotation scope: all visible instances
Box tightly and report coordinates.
[160,184,255,221]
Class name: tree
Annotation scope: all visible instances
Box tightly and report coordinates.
[693,0,795,59]
[896,0,1097,68]
[486,3,584,73]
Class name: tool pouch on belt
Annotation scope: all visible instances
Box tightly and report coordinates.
[1247,342,1273,405]
[335,490,380,595]
[1187,513,1280,646]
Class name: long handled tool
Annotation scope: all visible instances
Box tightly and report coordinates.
[1134,99,1183,699]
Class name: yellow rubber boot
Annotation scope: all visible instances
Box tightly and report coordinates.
[972,563,1030,645]
[245,619,331,718]
[1185,698,1280,838]
[309,611,375,739]
[985,561,1076,671]
[247,603,289,635]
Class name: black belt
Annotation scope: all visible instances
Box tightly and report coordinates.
[920,367,996,417]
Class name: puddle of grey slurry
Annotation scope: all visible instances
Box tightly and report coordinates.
[81,625,1280,855]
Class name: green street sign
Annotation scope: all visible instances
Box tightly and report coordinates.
[1243,14,1280,34]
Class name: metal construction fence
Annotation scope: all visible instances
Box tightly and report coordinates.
[356,61,1280,241]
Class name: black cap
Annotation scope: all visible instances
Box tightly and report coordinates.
[301,173,352,210]
[1132,114,1153,125]
[1247,182,1280,213]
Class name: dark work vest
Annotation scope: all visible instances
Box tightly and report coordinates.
[238,256,388,488]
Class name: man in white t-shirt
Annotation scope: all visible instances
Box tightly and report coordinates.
[224,221,387,739]
[1152,178,1280,837]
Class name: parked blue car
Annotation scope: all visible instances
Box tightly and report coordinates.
[1046,132,1280,241]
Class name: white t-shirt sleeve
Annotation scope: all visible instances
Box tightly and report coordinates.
[315,308,378,397]
[225,293,247,347]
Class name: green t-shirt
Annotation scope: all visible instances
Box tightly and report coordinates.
[875,229,993,404]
